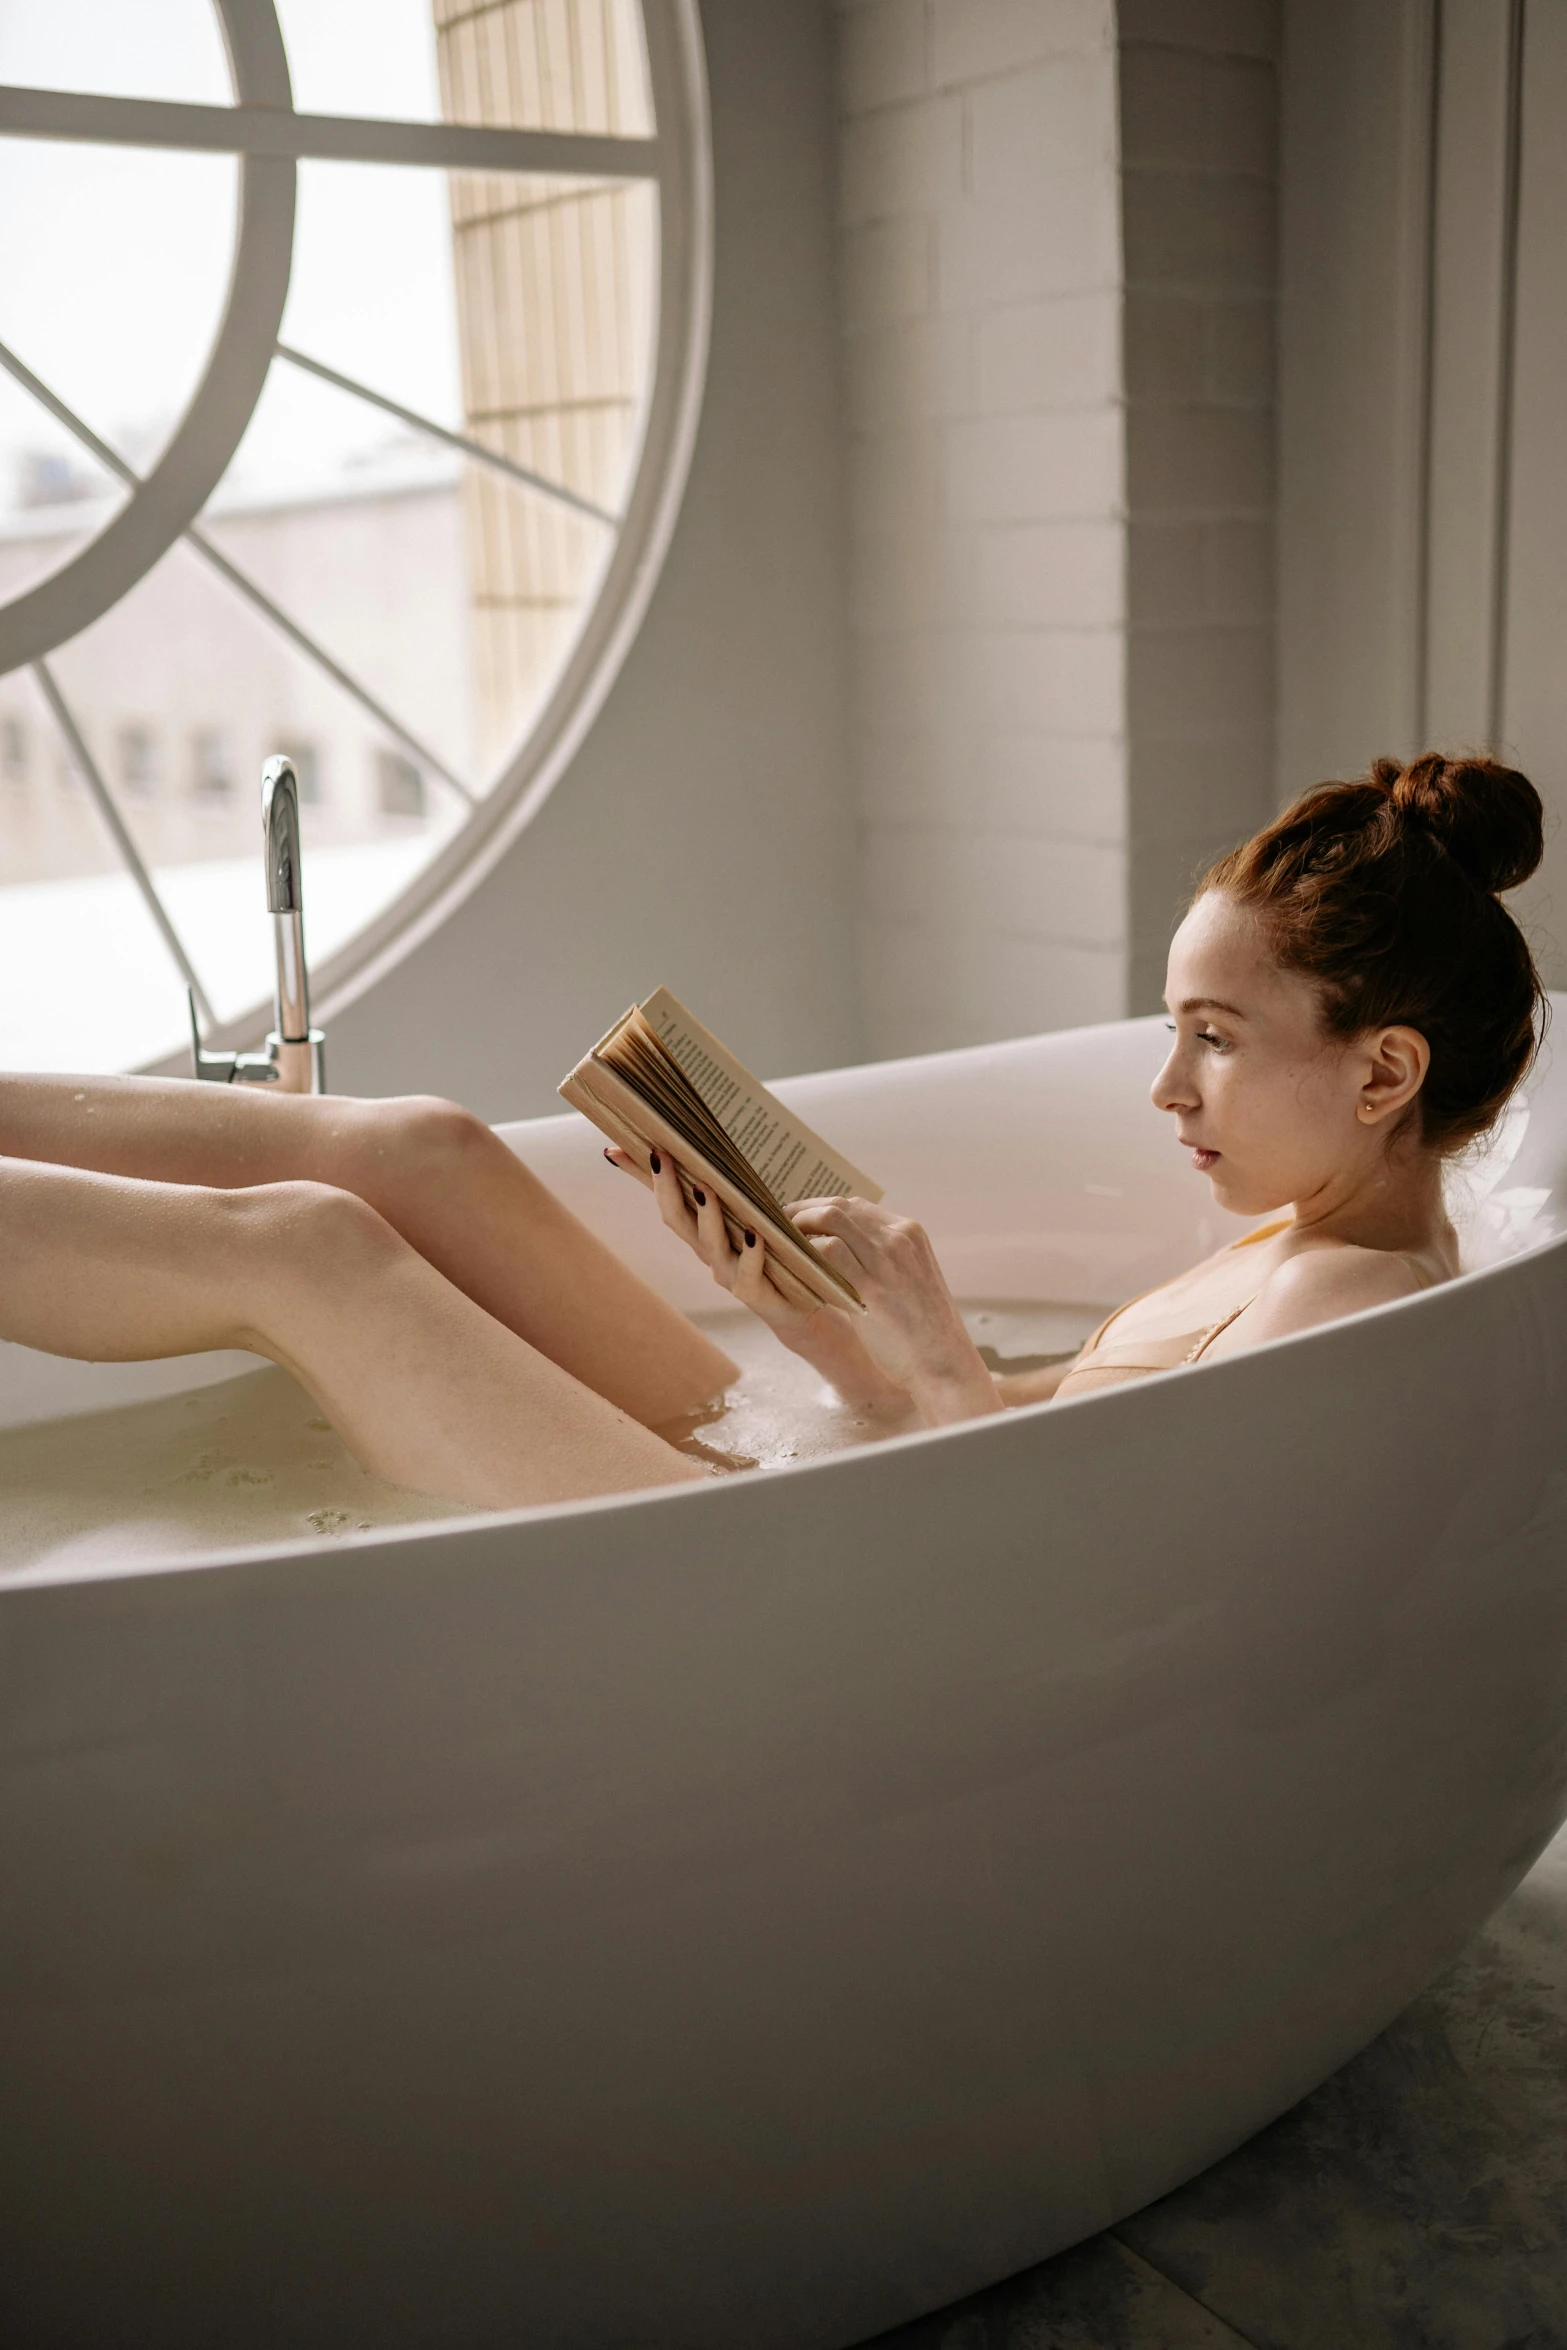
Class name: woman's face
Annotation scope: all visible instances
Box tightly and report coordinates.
[1151,891,1420,1218]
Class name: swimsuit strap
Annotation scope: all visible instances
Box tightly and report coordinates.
[1183,1297,1254,1362]
[1075,1216,1293,1360]
[1056,1302,1253,1388]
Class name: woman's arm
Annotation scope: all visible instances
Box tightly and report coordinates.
[787,1196,1003,1426]
[992,1358,1079,1406]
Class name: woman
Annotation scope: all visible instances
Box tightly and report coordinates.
[617,751,1546,1419]
[0,754,1544,1510]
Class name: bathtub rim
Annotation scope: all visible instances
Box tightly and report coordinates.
[4,1213,1562,1595]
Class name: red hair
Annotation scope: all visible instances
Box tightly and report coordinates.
[1199,752,1546,1152]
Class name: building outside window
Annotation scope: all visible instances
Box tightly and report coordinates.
[0,713,25,784]
[277,738,323,806]
[118,724,158,797]
[376,748,426,821]
[191,729,234,798]
[0,0,708,1075]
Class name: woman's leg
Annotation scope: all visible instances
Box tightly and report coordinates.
[0,1075,736,1426]
[0,1154,703,1509]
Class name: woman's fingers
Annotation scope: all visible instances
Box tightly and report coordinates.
[692,1180,741,1287]
[803,1230,863,1282]
[788,1194,902,1276]
[649,1149,701,1248]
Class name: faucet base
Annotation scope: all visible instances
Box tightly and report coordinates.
[269,1032,327,1095]
[187,992,327,1093]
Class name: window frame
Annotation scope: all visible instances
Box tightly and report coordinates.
[0,0,714,1068]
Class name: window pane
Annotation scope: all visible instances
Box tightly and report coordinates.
[0,0,229,105]
[277,159,465,437]
[156,822,464,1032]
[41,536,465,1025]
[0,865,201,1073]
[0,673,203,1072]
[0,368,127,601]
[274,0,652,136]
[0,1,666,1069]
[434,0,652,135]
[451,170,656,772]
[0,140,237,501]
[205,367,480,791]
[0,664,121,887]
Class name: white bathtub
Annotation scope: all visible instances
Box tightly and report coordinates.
[3,1010,1566,2349]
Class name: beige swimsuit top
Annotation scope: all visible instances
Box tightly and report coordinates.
[1054,1217,1295,1397]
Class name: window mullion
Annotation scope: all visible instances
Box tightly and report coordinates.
[31,660,218,1028]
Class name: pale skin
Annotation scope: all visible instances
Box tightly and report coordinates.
[1,890,1459,1509]
[0,1079,737,1510]
[613,889,1460,1421]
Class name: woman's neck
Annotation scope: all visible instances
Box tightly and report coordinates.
[1288,1142,1457,1268]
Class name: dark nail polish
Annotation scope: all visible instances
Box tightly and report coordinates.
[745,1230,757,1248]
[692,1188,706,1206]
[650,1150,661,1174]
[603,1148,619,1167]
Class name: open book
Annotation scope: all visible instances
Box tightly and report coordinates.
[559,988,882,1312]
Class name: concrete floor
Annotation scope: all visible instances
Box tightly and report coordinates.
[865,1822,1567,2350]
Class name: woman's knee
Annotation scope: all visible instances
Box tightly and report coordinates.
[227,1177,404,1287]
[353,1094,501,1192]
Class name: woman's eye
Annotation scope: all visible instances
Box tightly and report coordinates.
[1198,1029,1231,1052]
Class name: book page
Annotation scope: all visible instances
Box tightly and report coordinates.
[558,1055,855,1312]
[639,987,883,1206]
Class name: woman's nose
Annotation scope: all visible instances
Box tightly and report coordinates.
[1151,1046,1195,1114]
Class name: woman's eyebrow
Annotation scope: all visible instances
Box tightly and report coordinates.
[1174,996,1248,1017]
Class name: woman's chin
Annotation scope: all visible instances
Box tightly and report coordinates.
[1206,1169,1280,1218]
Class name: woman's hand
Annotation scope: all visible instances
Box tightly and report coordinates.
[605,1148,909,1412]
[787,1196,1002,1424]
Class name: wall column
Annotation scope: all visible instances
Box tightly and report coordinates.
[837,0,1282,1052]
[838,0,1129,1059]
[1120,0,1280,1011]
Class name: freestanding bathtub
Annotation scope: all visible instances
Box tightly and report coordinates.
[3,1010,1566,2350]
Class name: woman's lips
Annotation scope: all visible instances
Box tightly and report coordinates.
[1184,1143,1219,1172]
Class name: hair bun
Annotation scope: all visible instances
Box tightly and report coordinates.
[1377,752,1544,895]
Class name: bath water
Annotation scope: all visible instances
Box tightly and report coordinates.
[0,1300,1105,1579]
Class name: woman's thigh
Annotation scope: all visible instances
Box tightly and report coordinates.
[0,1152,703,1508]
[0,1150,262,1360]
[0,1072,386,1193]
[0,1074,739,1428]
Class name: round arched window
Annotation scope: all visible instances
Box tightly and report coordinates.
[0,0,710,1072]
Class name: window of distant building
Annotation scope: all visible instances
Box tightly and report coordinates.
[191,730,234,797]
[1,715,25,785]
[376,749,426,821]
[0,0,709,1074]
[119,725,158,796]
[278,739,322,806]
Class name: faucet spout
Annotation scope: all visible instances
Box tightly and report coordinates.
[188,757,327,1090]
[260,755,326,1094]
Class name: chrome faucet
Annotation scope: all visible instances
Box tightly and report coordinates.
[188,754,327,1091]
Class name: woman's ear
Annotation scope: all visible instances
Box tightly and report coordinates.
[1358,1024,1430,1127]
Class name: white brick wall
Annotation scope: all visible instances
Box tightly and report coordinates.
[838,0,1128,1057]
[838,0,1280,1051]
[1120,0,1280,1009]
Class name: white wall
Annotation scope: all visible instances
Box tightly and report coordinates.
[1278,0,1567,988]
[324,0,860,1120]
[836,0,1282,1051]
[1120,0,1279,1012]
[838,0,1130,1058]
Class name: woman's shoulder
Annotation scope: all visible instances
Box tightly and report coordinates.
[1238,1240,1435,1343]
